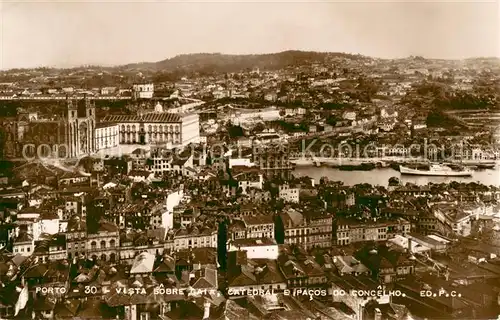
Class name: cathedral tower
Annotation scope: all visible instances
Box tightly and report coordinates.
[67,96,78,158]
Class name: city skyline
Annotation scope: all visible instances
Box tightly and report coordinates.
[1,0,499,70]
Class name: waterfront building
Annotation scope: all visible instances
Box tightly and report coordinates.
[252,144,292,180]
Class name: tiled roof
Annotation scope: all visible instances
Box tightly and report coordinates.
[95,122,118,129]
[101,113,182,123]
[242,215,274,226]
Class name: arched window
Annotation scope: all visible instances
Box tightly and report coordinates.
[100,240,106,249]
[148,125,152,132]
[169,125,173,132]
[110,239,116,248]
[91,241,96,250]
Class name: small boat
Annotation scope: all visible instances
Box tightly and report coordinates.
[450,160,496,169]
[399,164,472,177]
[476,163,496,169]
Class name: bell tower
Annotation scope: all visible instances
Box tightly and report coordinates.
[66,96,78,158]
[67,96,78,122]
[84,95,96,154]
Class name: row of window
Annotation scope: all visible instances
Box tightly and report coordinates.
[89,239,116,250]
[121,125,179,133]
[14,246,31,253]
[96,127,118,135]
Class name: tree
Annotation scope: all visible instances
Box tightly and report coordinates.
[227,124,244,138]
[217,220,228,271]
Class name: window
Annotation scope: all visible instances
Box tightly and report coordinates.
[91,241,96,250]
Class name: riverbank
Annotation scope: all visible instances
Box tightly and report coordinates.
[293,166,500,187]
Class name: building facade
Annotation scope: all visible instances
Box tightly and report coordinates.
[12,97,96,159]
[132,83,154,99]
[95,123,119,150]
[335,218,411,246]
[280,209,333,249]
[101,113,200,148]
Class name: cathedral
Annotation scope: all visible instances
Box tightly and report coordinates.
[5,96,96,160]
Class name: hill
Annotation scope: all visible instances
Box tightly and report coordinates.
[122,51,366,73]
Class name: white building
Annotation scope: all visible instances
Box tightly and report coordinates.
[237,173,263,194]
[95,123,120,150]
[162,190,183,234]
[227,238,279,260]
[132,83,154,99]
[39,212,60,235]
[342,111,357,121]
[181,113,200,146]
[101,112,200,148]
[173,227,217,250]
[278,184,300,203]
[388,235,430,254]
[13,234,34,256]
[229,158,254,169]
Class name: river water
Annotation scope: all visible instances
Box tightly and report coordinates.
[293,166,500,187]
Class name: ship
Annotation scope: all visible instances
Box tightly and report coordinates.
[399,164,473,177]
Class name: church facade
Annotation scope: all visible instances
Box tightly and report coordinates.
[11,97,96,160]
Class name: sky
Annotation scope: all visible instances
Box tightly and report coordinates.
[0,0,499,69]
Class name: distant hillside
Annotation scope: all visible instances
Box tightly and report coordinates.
[123,51,366,73]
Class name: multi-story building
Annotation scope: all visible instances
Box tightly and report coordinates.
[231,166,263,194]
[101,112,199,147]
[86,220,120,262]
[335,217,411,246]
[12,97,96,159]
[242,215,275,239]
[278,184,300,203]
[279,209,332,249]
[432,203,481,237]
[13,232,34,256]
[252,144,292,180]
[94,123,119,150]
[66,215,87,260]
[132,83,154,99]
[227,238,279,260]
[278,254,327,289]
[172,225,218,251]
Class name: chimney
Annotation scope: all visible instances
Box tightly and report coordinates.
[374,308,382,320]
[408,238,412,253]
[203,301,211,320]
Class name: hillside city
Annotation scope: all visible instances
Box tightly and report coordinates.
[0,51,499,319]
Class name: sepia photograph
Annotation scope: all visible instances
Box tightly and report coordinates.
[0,0,499,319]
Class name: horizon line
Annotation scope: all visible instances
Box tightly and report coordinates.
[2,50,500,72]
